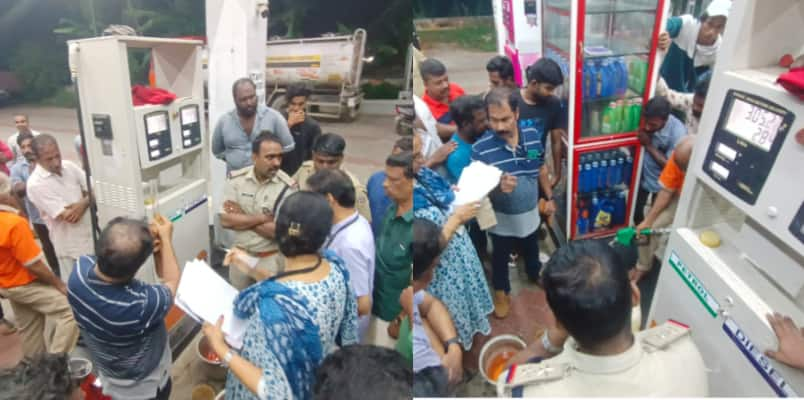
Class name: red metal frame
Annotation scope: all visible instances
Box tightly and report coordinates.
[571,0,667,145]
[560,0,665,240]
[568,138,643,240]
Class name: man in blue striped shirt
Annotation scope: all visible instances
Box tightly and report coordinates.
[471,87,556,319]
[67,215,180,400]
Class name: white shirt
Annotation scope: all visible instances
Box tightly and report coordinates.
[498,329,709,397]
[413,95,441,160]
[325,211,375,341]
[27,160,94,259]
[7,130,41,163]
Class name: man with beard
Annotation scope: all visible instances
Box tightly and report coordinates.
[471,88,556,319]
[220,132,296,289]
[517,58,567,188]
[9,132,60,276]
[655,73,710,136]
[444,95,488,184]
[7,114,41,165]
[634,96,686,225]
[212,78,295,175]
[420,58,466,142]
[445,95,495,260]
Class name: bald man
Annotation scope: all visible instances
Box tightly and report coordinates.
[632,135,695,283]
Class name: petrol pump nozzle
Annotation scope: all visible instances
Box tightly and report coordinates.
[610,226,673,247]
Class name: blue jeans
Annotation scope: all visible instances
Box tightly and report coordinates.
[489,230,542,293]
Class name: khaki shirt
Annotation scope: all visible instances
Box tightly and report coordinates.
[498,324,709,397]
[293,160,371,222]
[222,166,296,253]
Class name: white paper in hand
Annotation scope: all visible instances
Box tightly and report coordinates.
[453,161,503,205]
[175,259,247,349]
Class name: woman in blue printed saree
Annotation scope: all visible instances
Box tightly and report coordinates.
[412,134,493,350]
[203,192,358,400]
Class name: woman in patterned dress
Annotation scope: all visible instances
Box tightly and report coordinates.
[203,192,358,400]
[412,134,493,351]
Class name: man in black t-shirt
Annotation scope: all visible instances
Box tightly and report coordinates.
[516,58,568,189]
[280,83,322,176]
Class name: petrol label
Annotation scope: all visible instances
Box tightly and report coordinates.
[722,318,798,397]
[668,251,720,317]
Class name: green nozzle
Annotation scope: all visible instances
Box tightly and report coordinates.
[613,227,653,246]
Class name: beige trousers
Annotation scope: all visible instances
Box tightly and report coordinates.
[229,253,284,290]
[637,198,679,271]
[0,282,79,355]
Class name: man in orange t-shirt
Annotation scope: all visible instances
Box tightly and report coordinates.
[420,58,466,142]
[632,135,695,283]
[0,187,79,355]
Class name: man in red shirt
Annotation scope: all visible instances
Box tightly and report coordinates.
[632,135,695,283]
[420,58,466,142]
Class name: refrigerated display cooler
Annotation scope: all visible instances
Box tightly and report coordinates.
[542,0,668,242]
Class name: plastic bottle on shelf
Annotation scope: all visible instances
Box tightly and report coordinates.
[577,157,586,193]
[630,99,642,132]
[623,155,633,185]
[583,156,594,192]
[590,193,600,230]
[599,157,609,191]
[590,155,600,191]
[615,155,625,186]
[622,99,634,132]
[638,58,649,91]
[616,57,628,95]
[584,60,595,100]
[607,151,619,187]
[597,194,615,230]
[616,100,627,133]
[601,102,617,134]
[578,206,590,235]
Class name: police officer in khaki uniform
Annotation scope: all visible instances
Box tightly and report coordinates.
[221,132,297,290]
[496,240,708,397]
[293,133,371,222]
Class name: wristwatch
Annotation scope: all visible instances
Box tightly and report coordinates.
[443,337,461,350]
[541,330,563,354]
[221,349,234,368]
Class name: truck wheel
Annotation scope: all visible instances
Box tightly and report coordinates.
[340,107,357,123]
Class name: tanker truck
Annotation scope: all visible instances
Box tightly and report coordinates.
[264,28,368,121]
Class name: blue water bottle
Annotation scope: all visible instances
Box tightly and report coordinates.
[583,157,593,192]
[578,205,590,235]
[599,157,609,191]
[590,194,600,230]
[623,155,633,186]
[615,156,624,186]
[590,157,600,191]
[577,160,586,193]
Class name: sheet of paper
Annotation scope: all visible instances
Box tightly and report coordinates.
[175,259,247,349]
[453,161,503,206]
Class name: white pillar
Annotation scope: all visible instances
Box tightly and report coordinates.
[205,0,267,236]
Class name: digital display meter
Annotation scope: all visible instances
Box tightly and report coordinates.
[724,98,783,152]
[703,90,794,205]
